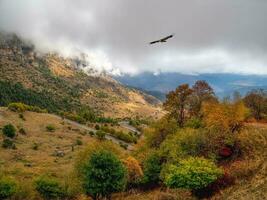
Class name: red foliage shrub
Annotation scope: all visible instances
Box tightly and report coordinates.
[219,146,233,158]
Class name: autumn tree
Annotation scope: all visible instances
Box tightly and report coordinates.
[189,80,216,117]
[163,84,193,127]
[202,101,248,133]
[243,90,267,120]
[123,156,143,188]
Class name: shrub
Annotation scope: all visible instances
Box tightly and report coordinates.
[19,113,26,120]
[8,102,28,112]
[46,125,56,132]
[159,129,207,162]
[32,142,39,150]
[142,153,162,187]
[164,157,223,190]
[35,176,65,200]
[19,127,26,135]
[89,131,95,136]
[0,177,17,199]
[2,124,16,138]
[96,130,106,140]
[185,117,203,129]
[95,124,100,130]
[2,138,16,149]
[123,156,143,188]
[76,139,83,146]
[82,150,126,199]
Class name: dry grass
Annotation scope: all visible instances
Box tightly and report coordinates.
[0,107,96,181]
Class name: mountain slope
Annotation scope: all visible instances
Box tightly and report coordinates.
[0,33,162,119]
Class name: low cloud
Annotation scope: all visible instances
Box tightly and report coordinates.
[1,0,267,75]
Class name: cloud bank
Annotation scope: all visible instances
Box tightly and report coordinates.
[1,0,267,75]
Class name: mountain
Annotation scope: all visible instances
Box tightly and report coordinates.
[114,72,267,100]
[0,33,162,119]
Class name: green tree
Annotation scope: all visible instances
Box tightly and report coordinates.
[82,150,126,200]
[142,153,162,187]
[163,84,193,127]
[164,157,223,190]
[2,124,16,138]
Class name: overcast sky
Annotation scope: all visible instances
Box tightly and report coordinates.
[1,0,267,75]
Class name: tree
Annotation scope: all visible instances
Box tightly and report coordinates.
[164,157,223,190]
[202,101,248,133]
[82,150,126,200]
[2,124,16,138]
[142,153,162,187]
[189,80,216,117]
[243,90,267,120]
[163,84,193,127]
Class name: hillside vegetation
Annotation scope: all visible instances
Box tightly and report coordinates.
[0,33,162,119]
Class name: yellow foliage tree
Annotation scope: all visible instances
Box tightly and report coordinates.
[202,101,248,133]
[123,156,143,187]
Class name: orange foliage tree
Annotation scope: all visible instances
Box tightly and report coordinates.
[123,156,143,188]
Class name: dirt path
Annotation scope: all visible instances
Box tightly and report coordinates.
[52,114,134,150]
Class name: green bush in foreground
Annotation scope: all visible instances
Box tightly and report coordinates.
[82,150,126,200]
[35,176,65,200]
[0,177,17,199]
[142,153,162,187]
[2,124,16,138]
[164,157,223,190]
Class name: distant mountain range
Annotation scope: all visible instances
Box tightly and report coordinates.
[114,72,267,100]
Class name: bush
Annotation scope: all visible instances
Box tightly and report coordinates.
[19,113,26,120]
[2,138,16,149]
[95,124,100,130]
[2,124,16,138]
[123,156,143,188]
[89,131,95,136]
[185,117,203,129]
[163,157,223,190]
[19,127,26,135]
[76,139,83,145]
[46,125,56,132]
[0,177,17,199]
[8,102,47,113]
[8,102,28,112]
[142,153,162,187]
[32,142,39,150]
[82,150,126,199]
[96,130,106,140]
[35,176,65,200]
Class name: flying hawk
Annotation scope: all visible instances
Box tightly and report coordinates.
[149,34,174,45]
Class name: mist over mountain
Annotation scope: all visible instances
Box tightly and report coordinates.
[114,72,267,99]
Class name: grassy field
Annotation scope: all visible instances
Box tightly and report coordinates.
[0,107,96,182]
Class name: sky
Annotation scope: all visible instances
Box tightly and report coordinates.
[0,0,267,75]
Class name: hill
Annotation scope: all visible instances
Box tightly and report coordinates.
[0,33,162,119]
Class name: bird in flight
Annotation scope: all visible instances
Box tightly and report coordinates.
[149,34,174,45]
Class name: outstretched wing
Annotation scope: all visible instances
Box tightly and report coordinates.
[149,40,160,44]
[160,34,173,41]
